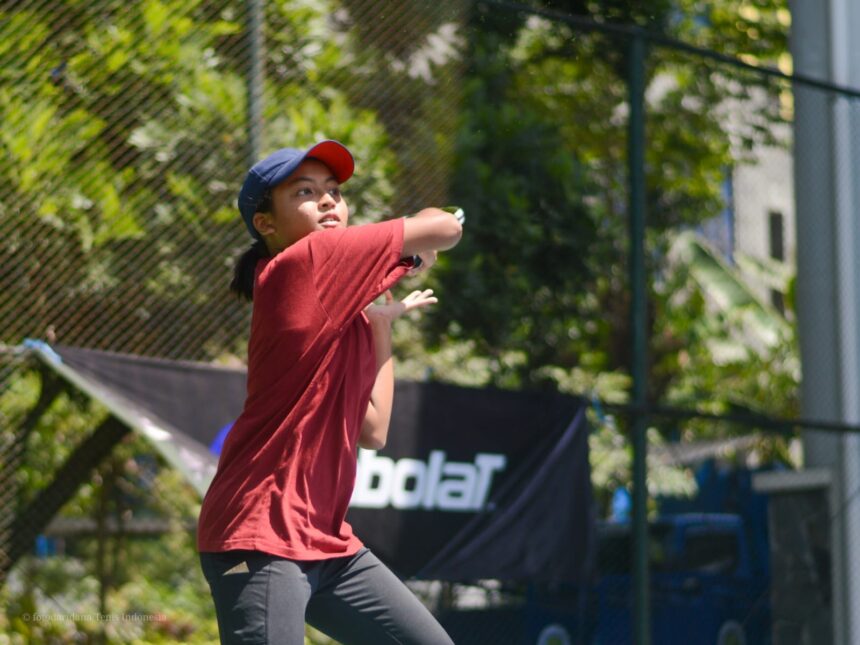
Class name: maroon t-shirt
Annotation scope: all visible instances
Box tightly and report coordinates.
[197,218,410,560]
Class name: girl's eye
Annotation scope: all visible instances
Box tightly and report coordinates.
[296,188,312,197]
[328,188,341,198]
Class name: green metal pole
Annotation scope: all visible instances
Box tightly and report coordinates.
[628,33,651,645]
[248,0,264,164]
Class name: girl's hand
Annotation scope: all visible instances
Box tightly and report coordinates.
[407,250,437,277]
[365,289,437,324]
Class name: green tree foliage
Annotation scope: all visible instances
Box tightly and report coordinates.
[0,1,800,639]
[425,28,598,385]
[0,365,219,642]
[0,2,395,641]
[421,0,793,417]
[658,234,798,448]
[338,0,468,216]
[0,0,393,359]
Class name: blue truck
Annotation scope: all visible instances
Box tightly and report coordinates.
[528,513,771,645]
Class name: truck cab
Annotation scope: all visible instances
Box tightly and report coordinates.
[528,513,770,645]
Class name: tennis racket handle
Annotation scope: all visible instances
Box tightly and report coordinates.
[442,205,465,224]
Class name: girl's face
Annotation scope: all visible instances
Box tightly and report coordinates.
[253,158,349,252]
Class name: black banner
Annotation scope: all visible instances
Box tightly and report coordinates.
[348,382,595,582]
[51,345,595,583]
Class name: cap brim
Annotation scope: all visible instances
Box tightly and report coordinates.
[304,140,355,183]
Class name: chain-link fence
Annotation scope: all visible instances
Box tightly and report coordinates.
[0,0,467,361]
[2,0,859,643]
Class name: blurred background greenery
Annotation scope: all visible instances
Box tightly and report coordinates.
[0,0,794,642]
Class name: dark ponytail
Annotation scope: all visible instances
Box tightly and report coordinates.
[231,186,272,301]
[230,239,270,301]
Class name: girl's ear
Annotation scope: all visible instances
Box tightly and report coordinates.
[252,212,276,237]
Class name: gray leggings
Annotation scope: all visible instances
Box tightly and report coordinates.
[199,547,454,645]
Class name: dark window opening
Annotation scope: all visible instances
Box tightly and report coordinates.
[769,210,785,314]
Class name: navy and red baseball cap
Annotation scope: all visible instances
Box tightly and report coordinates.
[238,140,354,240]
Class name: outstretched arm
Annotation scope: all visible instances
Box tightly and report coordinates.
[359,290,437,450]
[401,208,463,258]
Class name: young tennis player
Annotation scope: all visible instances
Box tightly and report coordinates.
[197,140,461,644]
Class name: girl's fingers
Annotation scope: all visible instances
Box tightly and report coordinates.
[367,289,436,318]
[404,289,433,302]
[400,289,437,311]
[405,298,438,311]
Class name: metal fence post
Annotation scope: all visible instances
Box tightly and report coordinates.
[628,31,651,645]
[248,0,264,164]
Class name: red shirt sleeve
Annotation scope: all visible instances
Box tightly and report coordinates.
[306,218,412,330]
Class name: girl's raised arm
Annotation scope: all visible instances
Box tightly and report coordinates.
[402,208,463,257]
